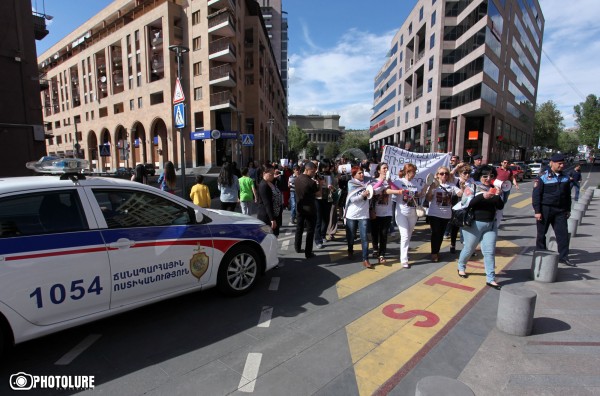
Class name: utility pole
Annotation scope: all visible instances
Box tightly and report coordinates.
[73,120,80,159]
[169,44,190,199]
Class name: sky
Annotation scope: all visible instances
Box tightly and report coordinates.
[35,0,600,130]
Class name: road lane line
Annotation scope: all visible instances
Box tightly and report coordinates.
[55,334,102,365]
[507,192,523,200]
[238,352,262,392]
[346,239,519,396]
[257,306,273,328]
[512,196,532,208]
[281,239,290,250]
[268,277,280,291]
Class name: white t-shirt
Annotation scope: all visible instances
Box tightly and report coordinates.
[372,180,394,217]
[427,182,461,219]
[395,177,422,216]
[345,179,370,220]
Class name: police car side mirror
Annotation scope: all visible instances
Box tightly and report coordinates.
[194,209,204,223]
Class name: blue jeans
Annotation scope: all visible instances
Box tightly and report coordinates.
[571,181,580,201]
[457,220,498,283]
[290,191,297,221]
[346,218,369,261]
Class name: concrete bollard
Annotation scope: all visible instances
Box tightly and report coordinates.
[570,209,584,223]
[531,249,559,282]
[568,217,579,237]
[573,202,586,214]
[546,235,557,251]
[579,197,590,211]
[415,376,474,396]
[497,285,537,336]
[594,188,600,198]
[584,189,594,200]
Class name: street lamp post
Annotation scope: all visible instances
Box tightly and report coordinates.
[169,44,190,199]
[268,118,274,162]
[73,120,80,159]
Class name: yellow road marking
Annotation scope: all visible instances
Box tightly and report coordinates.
[346,239,518,396]
[512,196,532,208]
[507,192,523,200]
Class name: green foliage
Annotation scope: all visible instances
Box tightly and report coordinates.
[574,94,600,148]
[534,101,563,149]
[287,125,309,154]
[557,131,579,154]
[305,142,319,159]
[324,142,340,159]
[339,130,370,155]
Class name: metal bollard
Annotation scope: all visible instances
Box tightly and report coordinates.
[531,249,559,282]
[567,217,578,237]
[497,285,537,336]
[415,376,474,396]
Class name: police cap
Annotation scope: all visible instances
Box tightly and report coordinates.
[472,154,482,160]
[550,153,565,162]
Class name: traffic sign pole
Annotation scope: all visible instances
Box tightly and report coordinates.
[169,46,190,199]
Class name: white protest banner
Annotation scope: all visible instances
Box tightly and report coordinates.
[381,146,450,190]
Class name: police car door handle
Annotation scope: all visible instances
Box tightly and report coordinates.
[109,238,135,249]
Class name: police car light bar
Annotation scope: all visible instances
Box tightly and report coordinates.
[26,157,89,175]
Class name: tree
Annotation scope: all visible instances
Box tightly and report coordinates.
[324,142,340,159]
[339,130,370,156]
[534,101,563,150]
[557,131,579,154]
[574,94,600,148]
[287,125,309,155]
[305,142,319,159]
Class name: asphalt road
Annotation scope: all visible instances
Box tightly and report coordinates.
[1,163,597,396]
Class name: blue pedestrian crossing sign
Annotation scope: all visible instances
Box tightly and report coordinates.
[99,144,110,157]
[241,134,254,146]
[174,103,185,129]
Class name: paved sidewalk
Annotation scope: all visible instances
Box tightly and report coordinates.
[458,189,600,395]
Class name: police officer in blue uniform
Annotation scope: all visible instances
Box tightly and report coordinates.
[532,153,574,266]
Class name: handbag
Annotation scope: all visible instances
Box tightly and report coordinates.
[412,197,426,218]
[450,206,474,227]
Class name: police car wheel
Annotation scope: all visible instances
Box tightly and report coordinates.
[0,318,12,360]
[217,246,261,296]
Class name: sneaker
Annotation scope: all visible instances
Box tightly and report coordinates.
[559,258,576,267]
[315,243,324,249]
[402,262,411,268]
[444,233,451,239]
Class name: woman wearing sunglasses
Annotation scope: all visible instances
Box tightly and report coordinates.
[449,163,474,253]
[424,166,462,262]
[456,165,504,289]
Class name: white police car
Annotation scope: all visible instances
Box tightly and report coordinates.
[0,158,278,357]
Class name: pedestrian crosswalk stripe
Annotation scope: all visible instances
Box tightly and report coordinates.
[512,197,532,208]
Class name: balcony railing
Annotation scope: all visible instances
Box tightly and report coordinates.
[209,37,236,59]
[210,90,236,107]
[210,64,235,80]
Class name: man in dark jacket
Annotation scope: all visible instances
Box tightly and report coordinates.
[569,164,582,201]
[532,153,573,266]
[294,162,319,258]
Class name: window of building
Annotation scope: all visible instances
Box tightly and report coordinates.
[431,10,436,26]
[194,87,202,100]
[54,121,60,128]
[192,11,201,26]
[400,35,403,45]
[99,107,108,118]
[405,112,409,123]
[409,23,413,35]
[430,33,435,49]
[428,78,433,92]
[150,92,164,105]
[130,99,134,110]
[429,56,434,71]
[419,7,424,21]
[427,99,432,113]
[415,106,419,119]
[137,73,142,87]
[193,62,202,76]
[137,97,142,108]
[193,36,201,51]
